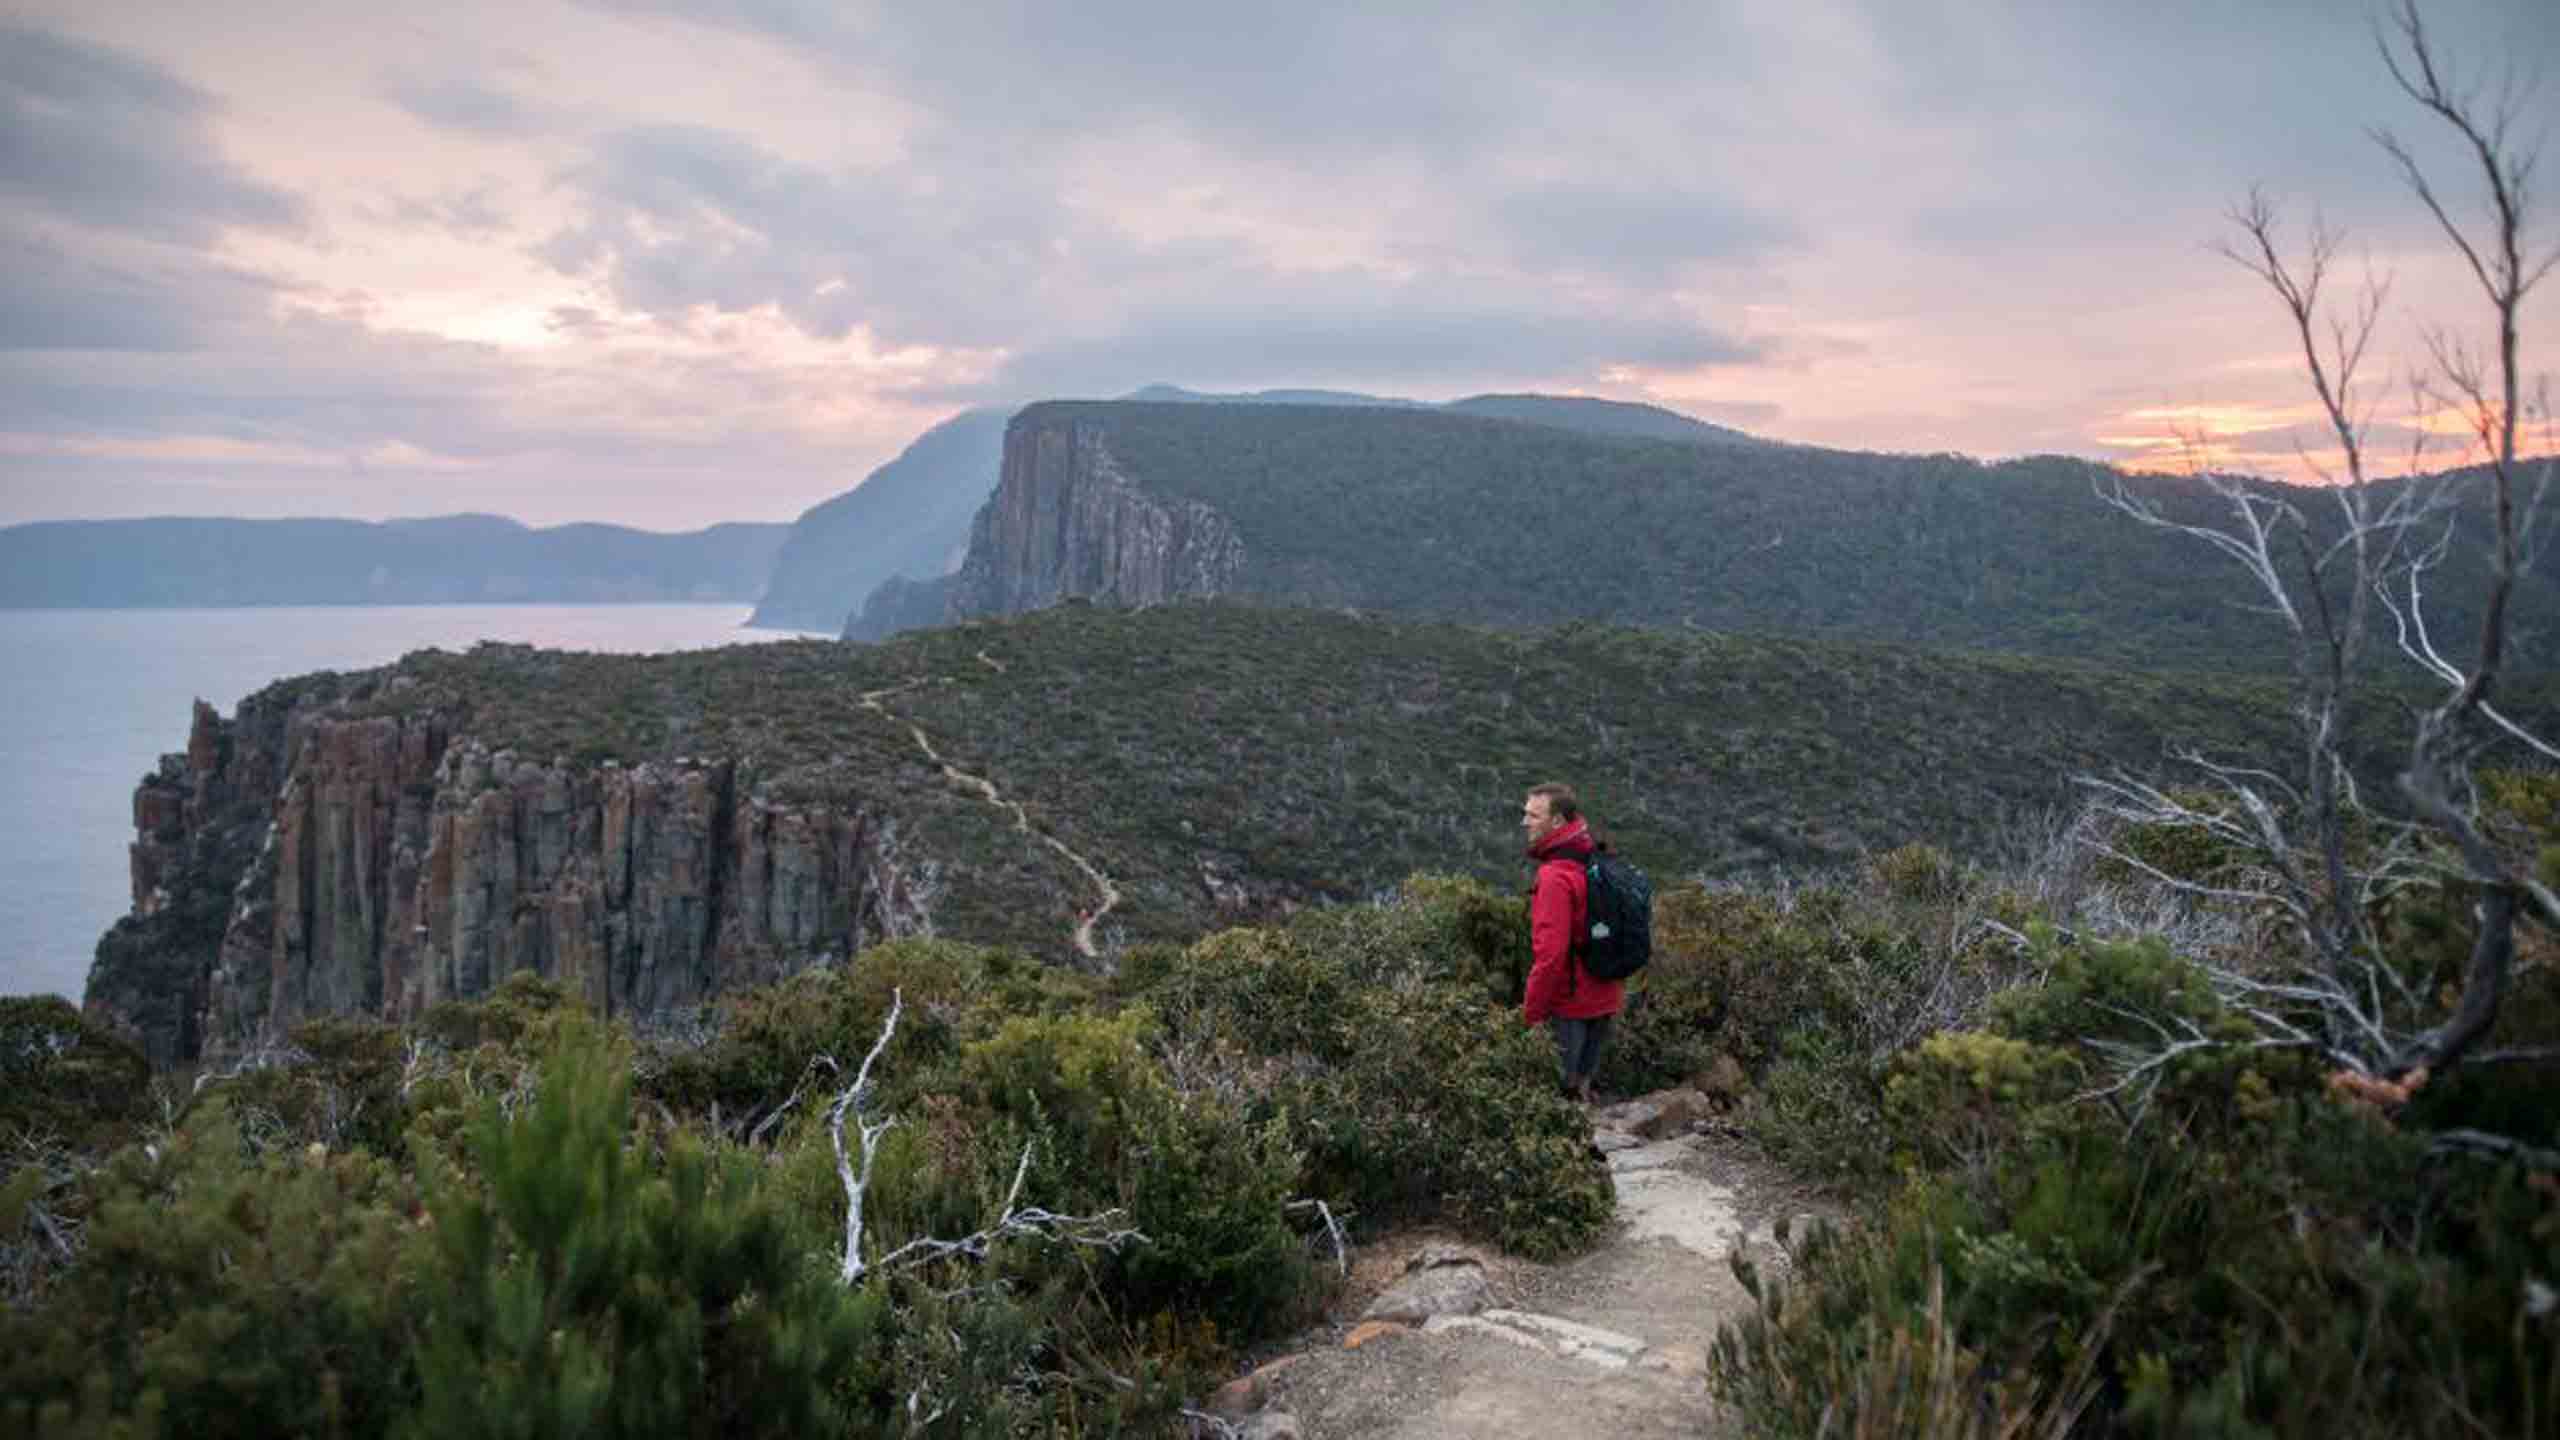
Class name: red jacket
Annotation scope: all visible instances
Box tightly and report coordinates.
[1522,819,1625,1024]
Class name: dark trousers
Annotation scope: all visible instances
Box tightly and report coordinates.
[1549,1014,1612,1088]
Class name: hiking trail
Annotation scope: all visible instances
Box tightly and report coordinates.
[858,676,1120,960]
[1203,1096,1832,1439]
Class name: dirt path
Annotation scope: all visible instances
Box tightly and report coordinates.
[1228,1121,1826,1440]
[858,679,1120,960]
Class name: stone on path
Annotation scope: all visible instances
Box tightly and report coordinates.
[1343,1320,1409,1349]
[1210,1353,1308,1417]
[1361,1245,1493,1324]
[1635,1342,1708,1380]
[1693,1052,1748,1102]
[1608,1135,1746,1260]
[1594,1087,1713,1141]
[1420,1315,1556,1354]
[1478,1309,1649,1369]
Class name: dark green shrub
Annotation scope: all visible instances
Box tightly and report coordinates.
[415,971,584,1054]
[1870,842,1962,904]
[0,1100,425,1439]
[1716,916,2560,1440]
[408,1021,888,1439]
[1126,916,1613,1259]
[0,995,151,1152]
[1748,1026,1891,1186]
[949,1008,1314,1342]
[210,1016,412,1159]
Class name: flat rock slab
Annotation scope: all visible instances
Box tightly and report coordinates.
[1605,1139,1696,1174]
[1479,1309,1648,1369]
[1251,1133,1778,1440]
[1420,1315,1555,1354]
[1609,1137,1745,1260]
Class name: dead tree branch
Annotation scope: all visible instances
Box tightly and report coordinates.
[824,989,1145,1287]
[2083,1,2555,1112]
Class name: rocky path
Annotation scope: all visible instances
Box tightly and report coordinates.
[857,678,1121,959]
[1203,1094,1829,1440]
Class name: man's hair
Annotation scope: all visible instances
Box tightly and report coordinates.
[1526,782,1580,822]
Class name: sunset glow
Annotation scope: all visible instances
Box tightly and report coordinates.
[3,0,2553,527]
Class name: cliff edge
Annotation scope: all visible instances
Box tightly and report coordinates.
[847,409,1245,639]
[87,660,930,1066]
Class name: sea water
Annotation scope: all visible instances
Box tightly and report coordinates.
[0,605,824,1004]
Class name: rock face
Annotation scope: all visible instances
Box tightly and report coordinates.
[89,683,922,1066]
[848,412,1246,639]
[750,407,1007,634]
[842,572,957,643]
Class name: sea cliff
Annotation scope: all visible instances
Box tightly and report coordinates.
[848,410,1245,638]
[91,670,920,1065]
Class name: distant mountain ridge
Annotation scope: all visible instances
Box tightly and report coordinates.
[0,514,789,609]
[745,409,1011,632]
[751,387,1762,633]
[849,399,2557,675]
[1126,383,1768,447]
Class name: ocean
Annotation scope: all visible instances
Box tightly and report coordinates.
[0,605,824,1005]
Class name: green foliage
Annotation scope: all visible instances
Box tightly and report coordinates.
[1870,843,1962,904]
[1127,915,1615,1259]
[1713,917,2560,1440]
[0,1100,425,1439]
[408,1022,885,1439]
[1882,1032,2078,1177]
[1712,1240,2107,1440]
[0,995,151,1152]
[636,939,1084,1122]
[1008,401,2556,675]
[8,902,1621,1438]
[257,598,2488,974]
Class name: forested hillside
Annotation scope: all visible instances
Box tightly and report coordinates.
[966,401,2554,675]
[163,602,2552,964]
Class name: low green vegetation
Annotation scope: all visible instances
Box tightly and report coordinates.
[1002,400,2553,675]
[1695,781,2560,1439]
[292,602,2542,959]
[4,882,1606,1438]
[21,751,2559,1436]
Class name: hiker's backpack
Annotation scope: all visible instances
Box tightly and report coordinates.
[1577,848,1653,981]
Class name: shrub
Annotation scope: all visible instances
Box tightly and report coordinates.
[0,1100,426,1439]
[1715,919,2560,1440]
[407,1021,888,1439]
[0,995,152,1152]
[1126,914,1614,1259]
[1870,842,1962,904]
[1881,1030,2078,1181]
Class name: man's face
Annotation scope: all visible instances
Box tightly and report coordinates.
[1522,793,1559,843]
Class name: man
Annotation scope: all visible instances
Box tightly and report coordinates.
[1520,782,1623,1102]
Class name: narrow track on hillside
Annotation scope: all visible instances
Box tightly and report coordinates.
[858,678,1119,960]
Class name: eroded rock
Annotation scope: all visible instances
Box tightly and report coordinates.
[1361,1243,1494,1324]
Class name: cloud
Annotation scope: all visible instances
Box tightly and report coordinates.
[378,71,551,137]
[0,24,304,243]
[964,280,1772,401]
[536,122,1071,346]
[368,181,516,237]
[5,0,2555,531]
[0,222,283,353]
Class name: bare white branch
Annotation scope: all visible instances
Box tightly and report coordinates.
[1288,1197,1351,1278]
[825,989,1145,1287]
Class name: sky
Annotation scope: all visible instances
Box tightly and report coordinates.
[2,0,2555,531]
